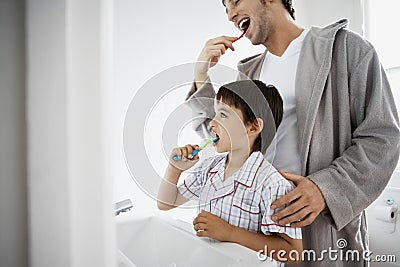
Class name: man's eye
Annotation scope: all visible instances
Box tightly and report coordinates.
[235,0,240,4]
[220,112,227,118]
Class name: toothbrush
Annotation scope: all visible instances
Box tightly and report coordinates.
[173,137,219,161]
[232,31,246,43]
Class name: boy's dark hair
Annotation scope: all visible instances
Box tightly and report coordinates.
[222,0,295,20]
[216,80,283,154]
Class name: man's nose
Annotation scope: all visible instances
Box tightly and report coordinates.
[227,6,238,22]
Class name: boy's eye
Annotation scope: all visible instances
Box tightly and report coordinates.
[220,112,227,118]
[234,0,240,4]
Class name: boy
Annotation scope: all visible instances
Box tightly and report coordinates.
[158,80,302,265]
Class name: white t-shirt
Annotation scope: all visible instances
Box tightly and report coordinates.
[259,29,309,174]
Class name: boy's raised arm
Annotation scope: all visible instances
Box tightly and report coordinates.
[157,145,200,210]
[157,164,187,210]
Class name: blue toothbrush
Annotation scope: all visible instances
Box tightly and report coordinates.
[173,137,219,161]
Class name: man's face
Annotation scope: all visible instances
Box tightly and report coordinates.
[224,0,272,45]
[210,100,251,154]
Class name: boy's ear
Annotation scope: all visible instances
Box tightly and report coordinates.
[247,118,264,136]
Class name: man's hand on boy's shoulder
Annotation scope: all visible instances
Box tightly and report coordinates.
[270,171,326,228]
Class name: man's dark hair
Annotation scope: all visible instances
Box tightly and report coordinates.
[222,0,295,20]
[216,80,283,153]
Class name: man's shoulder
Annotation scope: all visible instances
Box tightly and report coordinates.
[236,52,266,77]
[238,53,265,65]
[309,19,373,51]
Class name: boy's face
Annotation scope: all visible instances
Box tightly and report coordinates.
[210,100,252,154]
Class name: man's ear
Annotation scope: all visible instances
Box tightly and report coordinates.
[248,118,264,136]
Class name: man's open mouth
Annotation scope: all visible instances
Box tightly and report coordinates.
[238,17,250,32]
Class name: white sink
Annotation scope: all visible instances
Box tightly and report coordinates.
[117,213,277,267]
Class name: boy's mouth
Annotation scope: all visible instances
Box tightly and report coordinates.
[213,133,220,146]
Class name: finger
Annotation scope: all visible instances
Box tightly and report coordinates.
[210,56,221,66]
[194,223,207,231]
[212,44,227,55]
[279,170,304,184]
[277,206,311,225]
[208,36,236,51]
[193,216,208,225]
[178,147,189,161]
[271,200,306,222]
[191,145,200,160]
[184,144,194,159]
[172,148,182,160]
[271,189,301,210]
[289,212,317,228]
[206,49,223,59]
[198,210,210,217]
[196,229,208,237]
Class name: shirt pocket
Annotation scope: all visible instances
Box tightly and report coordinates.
[231,200,262,232]
[232,200,261,215]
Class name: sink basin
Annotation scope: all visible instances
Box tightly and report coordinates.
[117,213,277,267]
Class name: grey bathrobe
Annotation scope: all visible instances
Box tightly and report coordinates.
[186,19,400,266]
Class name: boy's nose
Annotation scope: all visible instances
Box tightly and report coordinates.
[209,117,219,129]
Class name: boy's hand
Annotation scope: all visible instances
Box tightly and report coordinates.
[169,144,200,171]
[193,210,235,242]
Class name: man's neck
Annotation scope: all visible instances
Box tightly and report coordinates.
[263,20,304,57]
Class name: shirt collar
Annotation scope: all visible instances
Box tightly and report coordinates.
[208,152,265,188]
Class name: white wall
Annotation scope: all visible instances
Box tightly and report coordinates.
[0,0,28,266]
[26,0,115,266]
[295,0,363,34]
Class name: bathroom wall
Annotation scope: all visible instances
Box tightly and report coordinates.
[26,0,116,266]
[0,0,28,266]
[295,0,363,34]
[366,171,400,266]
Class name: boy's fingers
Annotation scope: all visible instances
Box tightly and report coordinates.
[193,216,207,225]
[185,144,193,159]
[193,223,207,231]
[196,230,208,237]
[172,148,181,159]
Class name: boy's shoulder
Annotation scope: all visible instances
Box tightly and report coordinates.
[251,153,295,189]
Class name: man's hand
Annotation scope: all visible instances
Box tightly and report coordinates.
[271,170,326,227]
[193,210,235,241]
[194,36,237,87]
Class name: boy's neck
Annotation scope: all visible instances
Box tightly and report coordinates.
[225,149,252,179]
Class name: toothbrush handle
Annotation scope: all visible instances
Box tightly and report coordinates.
[172,149,200,161]
[192,150,200,156]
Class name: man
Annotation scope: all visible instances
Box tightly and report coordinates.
[186,0,400,266]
